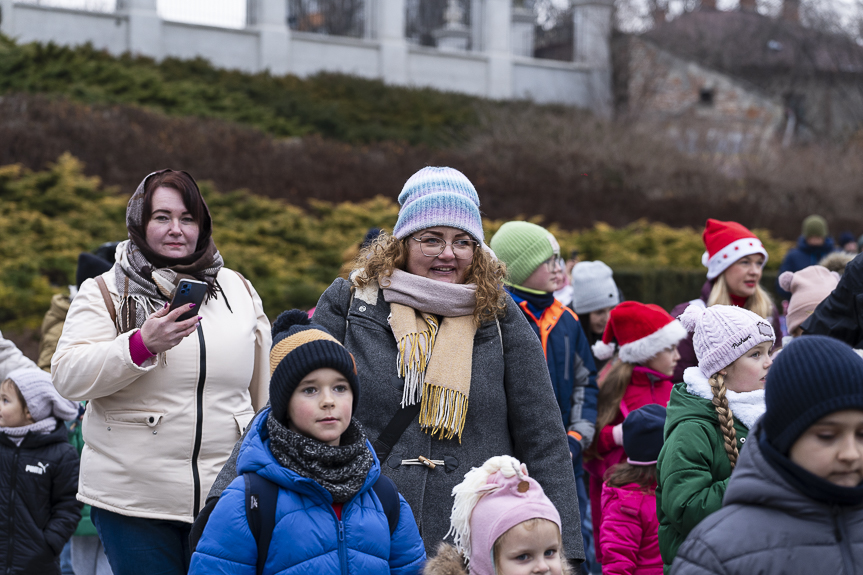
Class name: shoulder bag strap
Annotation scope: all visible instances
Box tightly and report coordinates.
[95,276,117,325]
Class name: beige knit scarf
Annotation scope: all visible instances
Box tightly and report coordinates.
[382,269,478,442]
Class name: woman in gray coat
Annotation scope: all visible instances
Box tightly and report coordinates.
[672,336,863,575]
[312,167,583,563]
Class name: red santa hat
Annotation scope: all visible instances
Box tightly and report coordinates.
[592,301,687,364]
[701,219,769,280]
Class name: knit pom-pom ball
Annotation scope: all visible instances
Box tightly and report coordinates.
[677,304,705,334]
[778,271,794,293]
[272,309,311,337]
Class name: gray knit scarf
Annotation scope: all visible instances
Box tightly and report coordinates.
[266,413,374,503]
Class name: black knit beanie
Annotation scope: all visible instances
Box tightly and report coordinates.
[269,310,360,426]
[76,252,113,289]
[763,335,863,454]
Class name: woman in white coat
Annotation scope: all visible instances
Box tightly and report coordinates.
[52,169,270,575]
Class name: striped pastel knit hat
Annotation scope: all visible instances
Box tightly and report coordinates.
[393,167,484,242]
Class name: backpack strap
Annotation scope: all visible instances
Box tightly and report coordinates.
[95,276,116,325]
[244,472,279,575]
[371,474,401,536]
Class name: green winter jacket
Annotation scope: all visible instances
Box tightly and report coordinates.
[655,382,749,573]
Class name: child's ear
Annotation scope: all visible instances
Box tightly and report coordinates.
[718,369,728,376]
[24,407,35,424]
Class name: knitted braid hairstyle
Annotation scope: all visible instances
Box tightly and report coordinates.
[708,372,738,468]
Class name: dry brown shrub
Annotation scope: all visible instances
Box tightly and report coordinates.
[2,93,861,239]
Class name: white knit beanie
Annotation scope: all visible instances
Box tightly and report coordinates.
[570,261,620,314]
[677,304,775,379]
[6,368,79,422]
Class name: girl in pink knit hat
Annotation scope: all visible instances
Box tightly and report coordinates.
[424,455,572,575]
[655,304,775,571]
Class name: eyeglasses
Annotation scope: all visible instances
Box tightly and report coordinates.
[411,236,478,259]
[543,256,563,272]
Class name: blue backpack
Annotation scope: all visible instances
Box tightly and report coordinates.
[244,471,401,575]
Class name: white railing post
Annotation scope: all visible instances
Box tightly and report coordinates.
[255,0,290,75]
[377,0,407,85]
[124,0,161,59]
[483,0,513,99]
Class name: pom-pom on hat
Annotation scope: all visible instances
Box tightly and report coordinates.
[393,167,484,243]
[701,219,768,280]
[446,455,561,575]
[489,221,560,286]
[764,335,863,454]
[622,404,666,465]
[591,301,687,364]
[268,310,360,426]
[570,261,620,314]
[678,304,775,379]
[778,266,840,335]
[4,368,78,423]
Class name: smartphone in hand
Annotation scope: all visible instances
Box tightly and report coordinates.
[169,279,208,322]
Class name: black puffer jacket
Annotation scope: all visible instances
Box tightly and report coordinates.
[0,421,82,575]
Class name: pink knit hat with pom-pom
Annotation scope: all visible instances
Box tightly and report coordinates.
[678,304,775,379]
[778,266,839,335]
[446,455,561,575]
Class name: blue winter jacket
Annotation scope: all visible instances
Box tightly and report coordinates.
[188,408,426,575]
[507,287,599,446]
[776,236,838,300]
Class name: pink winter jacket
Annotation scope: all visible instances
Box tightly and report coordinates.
[600,482,662,575]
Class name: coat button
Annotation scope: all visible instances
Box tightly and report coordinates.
[740,437,746,444]
[153,431,158,435]
[148,416,155,423]
[107,427,111,431]
[359,305,367,312]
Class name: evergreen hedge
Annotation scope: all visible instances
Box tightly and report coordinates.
[0,35,479,147]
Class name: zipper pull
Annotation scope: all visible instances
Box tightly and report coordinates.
[338,520,345,542]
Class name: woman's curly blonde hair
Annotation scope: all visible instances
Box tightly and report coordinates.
[352,231,508,325]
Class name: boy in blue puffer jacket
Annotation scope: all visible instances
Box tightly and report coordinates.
[490,221,599,572]
[189,311,426,575]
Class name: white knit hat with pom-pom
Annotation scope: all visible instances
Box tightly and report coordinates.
[678,304,775,379]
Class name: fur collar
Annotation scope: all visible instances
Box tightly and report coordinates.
[683,367,765,429]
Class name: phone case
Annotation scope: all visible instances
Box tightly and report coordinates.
[169,279,208,322]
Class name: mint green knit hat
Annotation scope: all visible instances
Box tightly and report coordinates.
[490,221,560,286]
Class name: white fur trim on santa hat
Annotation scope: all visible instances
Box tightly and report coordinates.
[618,320,688,365]
[683,367,765,429]
[592,340,617,360]
[703,237,768,280]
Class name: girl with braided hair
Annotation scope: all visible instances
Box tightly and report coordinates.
[655,304,774,573]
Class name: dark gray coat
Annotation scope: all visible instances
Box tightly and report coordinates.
[671,421,863,575]
[313,278,584,561]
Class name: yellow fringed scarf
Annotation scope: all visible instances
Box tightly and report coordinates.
[388,302,477,442]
